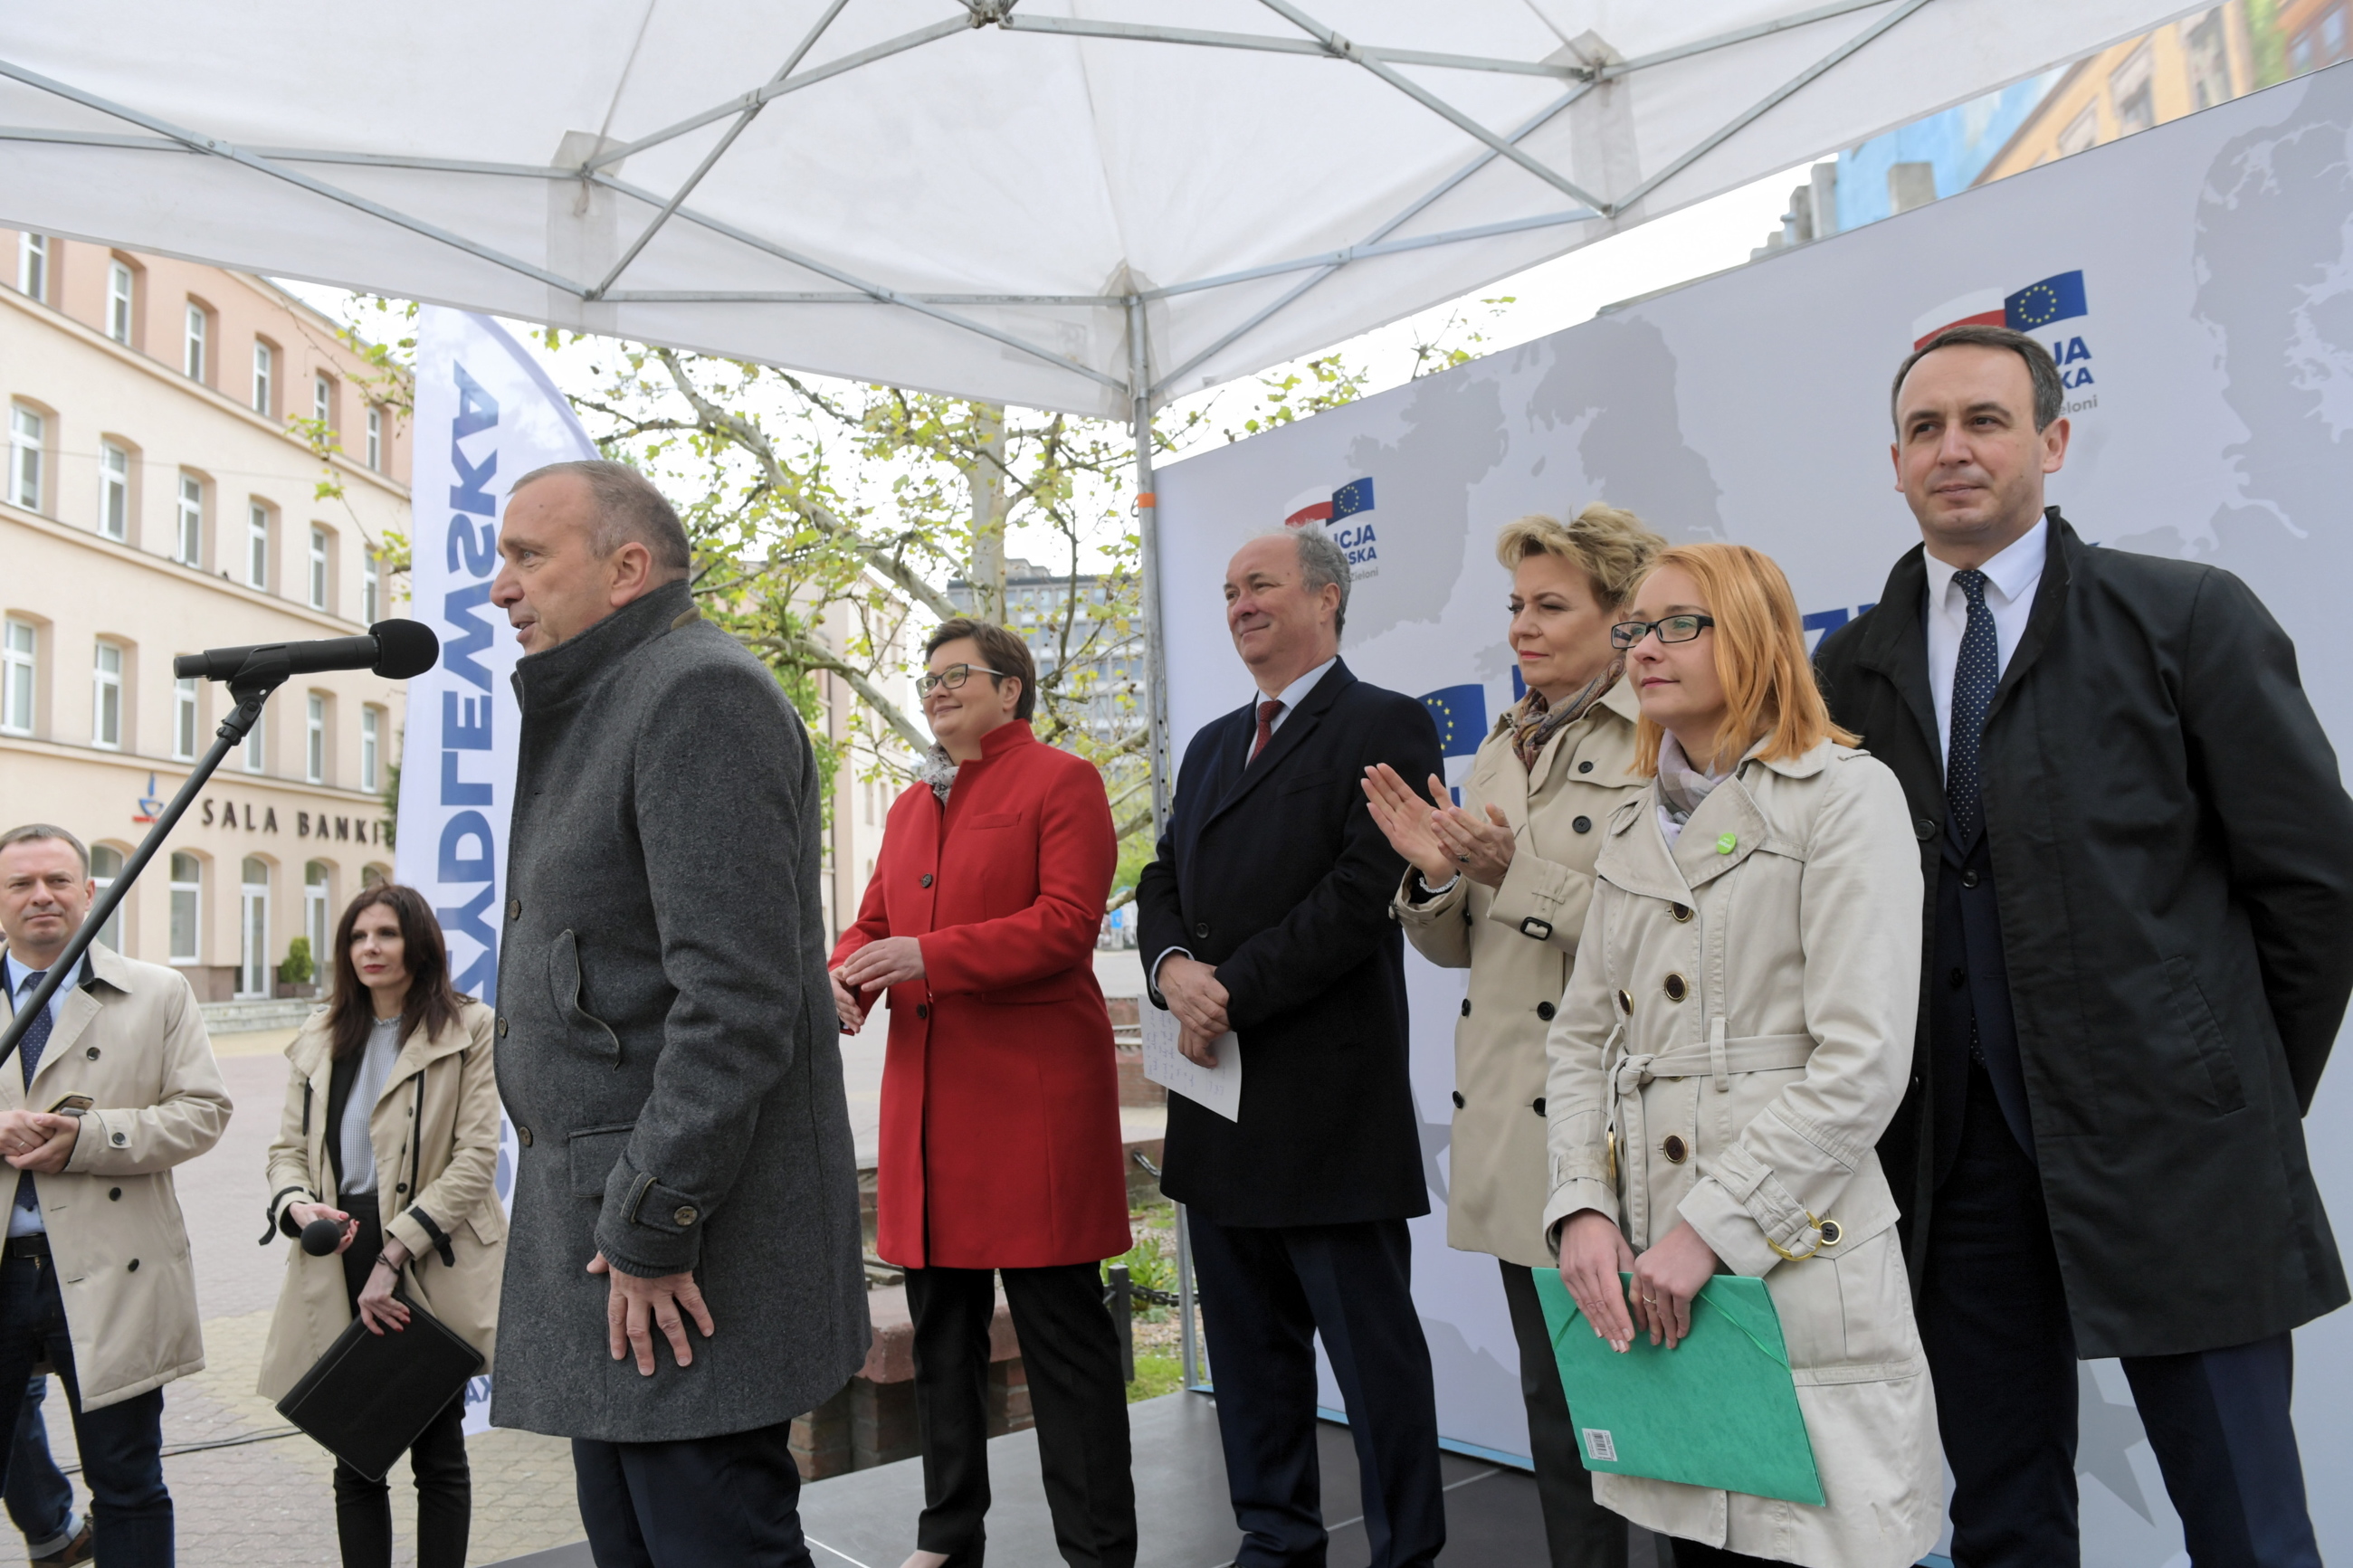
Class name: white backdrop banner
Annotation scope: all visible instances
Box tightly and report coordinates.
[1155,63,2353,1563]
[394,307,595,1430]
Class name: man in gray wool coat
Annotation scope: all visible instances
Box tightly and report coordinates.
[487,459,868,1566]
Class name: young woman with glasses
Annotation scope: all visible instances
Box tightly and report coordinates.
[1543,543,1939,1568]
[257,884,503,1568]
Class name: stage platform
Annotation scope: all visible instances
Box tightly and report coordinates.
[489,1388,1640,1567]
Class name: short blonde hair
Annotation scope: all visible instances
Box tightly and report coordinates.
[1494,503,1665,609]
[1629,542,1855,774]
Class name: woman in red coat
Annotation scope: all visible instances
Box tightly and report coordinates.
[831,617,1136,1568]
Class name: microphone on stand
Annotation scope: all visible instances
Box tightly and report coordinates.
[175,619,441,682]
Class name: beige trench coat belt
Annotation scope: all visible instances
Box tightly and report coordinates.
[1601,1020,1821,1251]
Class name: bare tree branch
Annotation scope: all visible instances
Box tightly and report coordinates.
[756,632,931,753]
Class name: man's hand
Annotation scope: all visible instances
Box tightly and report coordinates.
[1628,1222,1721,1351]
[1558,1210,1638,1353]
[829,968,865,1033]
[836,936,925,992]
[0,1111,78,1174]
[588,1251,715,1375]
[1178,1027,1221,1069]
[1157,955,1230,1038]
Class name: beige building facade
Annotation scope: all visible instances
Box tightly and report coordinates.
[2,233,413,1001]
[1977,5,2259,184]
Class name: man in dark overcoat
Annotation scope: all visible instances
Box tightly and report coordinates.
[1138,527,1446,1568]
[1816,326,2352,1567]
[488,461,868,1565]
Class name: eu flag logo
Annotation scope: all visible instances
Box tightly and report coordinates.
[1331,478,1375,521]
[2005,271,2087,331]
[1421,684,1486,760]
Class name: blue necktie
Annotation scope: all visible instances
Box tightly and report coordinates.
[14,970,51,1214]
[1946,569,1998,847]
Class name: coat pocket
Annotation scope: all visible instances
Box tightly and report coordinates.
[567,1123,636,1201]
[2160,955,2245,1115]
[1277,768,1337,795]
[547,929,624,1069]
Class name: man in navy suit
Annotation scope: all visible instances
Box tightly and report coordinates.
[1138,528,1446,1568]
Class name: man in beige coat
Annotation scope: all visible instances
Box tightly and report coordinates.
[0,824,232,1567]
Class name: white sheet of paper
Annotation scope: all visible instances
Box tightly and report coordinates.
[1139,1003,1243,1123]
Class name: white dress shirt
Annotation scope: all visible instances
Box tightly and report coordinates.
[4,952,73,1238]
[1924,518,2048,775]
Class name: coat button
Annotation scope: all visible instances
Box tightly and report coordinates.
[1195,922,1210,939]
[508,898,521,920]
[673,1206,698,1227]
[1662,1135,1690,1164]
[127,1259,139,1272]
[1537,1001,1557,1021]
[1451,1090,1465,1108]
[916,1003,929,1020]
[1915,818,1936,841]
[1670,903,1691,923]
[1578,760,1594,774]
[1615,988,1633,1015]
[1532,1098,1546,1115]
[1459,999,1472,1017]
[1949,967,1967,990]
[111,1132,128,1146]
[919,873,934,888]
[518,1125,533,1146]
[1572,815,1592,834]
[497,1016,510,1037]
[1961,870,1980,889]
[108,1188,121,1201]
[85,1047,100,1060]
[396,1183,408,1194]
[1662,973,1689,1003]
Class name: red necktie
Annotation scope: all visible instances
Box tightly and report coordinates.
[1248,698,1284,765]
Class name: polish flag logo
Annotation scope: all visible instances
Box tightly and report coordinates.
[1910,290,2007,348]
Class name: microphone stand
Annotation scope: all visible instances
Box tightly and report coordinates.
[0,647,291,1071]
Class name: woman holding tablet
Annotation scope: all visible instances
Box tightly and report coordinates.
[1545,544,1939,1567]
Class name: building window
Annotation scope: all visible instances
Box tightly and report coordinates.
[360,705,381,792]
[176,474,203,566]
[313,374,335,434]
[184,303,207,382]
[1,619,33,736]
[173,676,198,761]
[242,709,263,774]
[91,844,124,953]
[362,551,381,622]
[2329,7,2348,59]
[252,340,278,418]
[2295,32,2315,72]
[2110,41,2157,137]
[99,442,129,541]
[168,852,202,963]
[8,405,41,512]
[239,857,271,998]
[15,234,46,302]
[247,502,271,591]
[366,406,382,470]
[2185,11,2232,110]
[2057,103,2101,157]
[306,692,325,784]
[92,641,122,749]
[309,526,329,610]
[107,261,134,344]
[305,862,330,977]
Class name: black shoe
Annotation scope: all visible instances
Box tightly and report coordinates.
[31,1519,93,1566]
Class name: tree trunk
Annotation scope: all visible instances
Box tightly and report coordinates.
[967,403,1008,622]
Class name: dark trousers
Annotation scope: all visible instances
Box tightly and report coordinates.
[1188,1215,1443,1568]
[7,1371,78,1554]
[905,1261,1137,1568]
[1922,1064,2322,1568]
[0,1250,170,1566]
[573,1418,812,1568]
[329,1193,471,1568]
[1497,1260,1624,1568]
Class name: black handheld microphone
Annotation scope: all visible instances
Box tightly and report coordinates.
[300,1217,346,1256]
[174,619,441,682]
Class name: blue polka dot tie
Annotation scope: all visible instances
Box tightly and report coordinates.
[1947,569,1997,845]
[13,970,51,1215]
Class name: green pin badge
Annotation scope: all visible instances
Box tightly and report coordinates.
[1715,832,1738,855]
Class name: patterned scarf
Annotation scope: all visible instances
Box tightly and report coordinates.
[1504,659,1624,771]
[918,744,960,802]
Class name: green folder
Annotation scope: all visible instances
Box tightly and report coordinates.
[1530,1268,1824,1506]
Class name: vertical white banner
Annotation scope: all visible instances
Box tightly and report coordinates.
[395,308,595,1430]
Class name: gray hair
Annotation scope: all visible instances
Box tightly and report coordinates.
[1276,527,1353,640]
[510,459,691,575]
[0,823,88,877]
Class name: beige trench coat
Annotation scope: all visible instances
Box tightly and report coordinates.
[0,942,231,1411]
[1540,740,1940,1568]
[1394,678,1646,1266]
[257,1001,504,1401]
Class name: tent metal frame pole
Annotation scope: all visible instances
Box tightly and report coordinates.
[996,14,1583,79]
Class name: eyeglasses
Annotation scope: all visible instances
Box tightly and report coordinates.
[1609,613,1716,650]
[916,662,1008,698]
